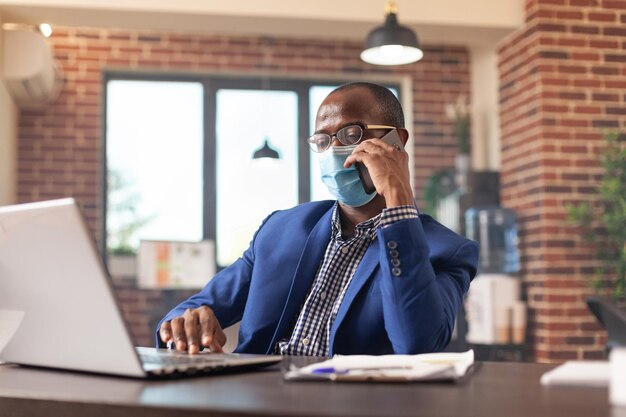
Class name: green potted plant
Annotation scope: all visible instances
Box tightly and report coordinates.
[423,168,456,215]
[565,131,626,301]
[107,169,153,277]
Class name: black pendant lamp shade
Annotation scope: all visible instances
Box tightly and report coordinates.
[361,2,423,66]
[252,138,280,160]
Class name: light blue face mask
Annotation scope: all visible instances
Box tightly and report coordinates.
[318,145,376,207]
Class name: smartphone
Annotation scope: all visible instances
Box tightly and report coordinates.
[355,129,405,194]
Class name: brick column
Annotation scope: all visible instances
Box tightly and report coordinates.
[499,0,625,362]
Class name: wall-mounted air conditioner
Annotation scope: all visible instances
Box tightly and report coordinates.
[2,27,62,108]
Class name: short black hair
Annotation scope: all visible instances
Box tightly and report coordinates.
[328,82,405,128]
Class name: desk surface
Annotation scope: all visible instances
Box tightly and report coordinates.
[0,358,615,417]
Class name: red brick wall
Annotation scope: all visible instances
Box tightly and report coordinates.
[499,0,625,362]
[16,27,469,346]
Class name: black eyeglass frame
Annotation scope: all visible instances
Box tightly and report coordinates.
[307,123,397,153]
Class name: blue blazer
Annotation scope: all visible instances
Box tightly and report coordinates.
[156,200,478,355]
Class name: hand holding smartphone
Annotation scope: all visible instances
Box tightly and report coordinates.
[354,129,405,194]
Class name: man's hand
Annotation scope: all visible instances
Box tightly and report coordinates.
[344,137,413,208]
[159,306,226,354]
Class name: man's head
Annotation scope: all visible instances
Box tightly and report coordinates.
[313,82,411,210]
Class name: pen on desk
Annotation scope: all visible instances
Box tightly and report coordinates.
[311,366,410,374]
[311,367,348,374]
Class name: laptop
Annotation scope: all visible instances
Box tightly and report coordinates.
[0,198,282,378]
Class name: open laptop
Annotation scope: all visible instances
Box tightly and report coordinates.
[0,198,281,378]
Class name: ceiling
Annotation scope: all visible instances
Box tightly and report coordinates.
[0,0,524,47]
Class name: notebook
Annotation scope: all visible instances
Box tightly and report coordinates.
[285,350,475,382]
[0,198,281,378]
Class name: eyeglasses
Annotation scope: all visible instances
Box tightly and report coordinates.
[307,124,397,153]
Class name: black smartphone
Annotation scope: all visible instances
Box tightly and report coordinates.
[355,129,405,194]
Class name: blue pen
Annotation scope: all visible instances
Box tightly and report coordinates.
[311,366,408,374]
[311,367,349,374]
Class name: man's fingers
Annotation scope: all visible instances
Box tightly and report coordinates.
[198,306,217,348]
[207,327,226,353]
[159,321,172,343]
[165,307,225,354]
[183,308,201,354]
[344,151,374,169]
[215,328,227,350]
[345,139,405,169]
[344,143,379,167]
[355,139,402,159]
[197,306,227,353]
[357,139,388,155]
[170,316,187,351]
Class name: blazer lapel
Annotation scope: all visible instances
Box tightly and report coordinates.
[329,238,380,354]
[265,205,334,353]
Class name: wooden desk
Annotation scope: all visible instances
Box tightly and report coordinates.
[0,359,616,417]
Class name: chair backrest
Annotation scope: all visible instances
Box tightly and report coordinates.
[586,296,626,351]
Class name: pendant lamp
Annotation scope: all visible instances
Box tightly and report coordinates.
[251,70,281,161]
[360,1,423,66]
[252,138,280,160]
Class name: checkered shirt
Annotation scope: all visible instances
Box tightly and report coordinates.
[275,203,419,356]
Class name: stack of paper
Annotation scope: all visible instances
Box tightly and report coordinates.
[284,350,474,382]
[0,310,25,360]
[540,361,611,387]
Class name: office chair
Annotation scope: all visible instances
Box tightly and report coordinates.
[586,296,626,352]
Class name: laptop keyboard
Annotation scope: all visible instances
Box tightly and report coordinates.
[139,352,226,366]
[134,347,282,377]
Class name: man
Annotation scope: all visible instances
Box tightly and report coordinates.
[157,82,478,356]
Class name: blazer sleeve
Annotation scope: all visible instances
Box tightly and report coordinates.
[376,217,478,354]
[154,213,274,348]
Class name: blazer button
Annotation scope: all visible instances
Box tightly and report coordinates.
[387,241,398,249]
[392,267,402,276]
[389,250,399,258]
[391,258,401,267]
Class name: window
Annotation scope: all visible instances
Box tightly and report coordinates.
[215,89,299,265]
[104,75,400,268]
[106,80,203,254]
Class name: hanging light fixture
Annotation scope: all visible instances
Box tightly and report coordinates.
[360,0,423,66]
[251,67,281,160]
[252,138,280,160]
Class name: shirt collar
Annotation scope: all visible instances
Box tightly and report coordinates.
[330,202,381,242]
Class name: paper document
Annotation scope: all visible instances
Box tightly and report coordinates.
[0,310,25,360]
[284,350,474,382]
[540,361,610,387]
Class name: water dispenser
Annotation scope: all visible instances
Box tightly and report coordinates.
[465,205,520,274]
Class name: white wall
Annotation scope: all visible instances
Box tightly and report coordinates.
[0,12,18,205]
